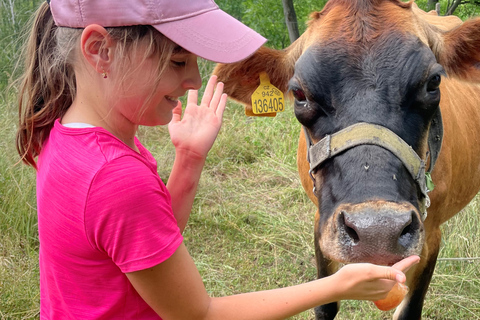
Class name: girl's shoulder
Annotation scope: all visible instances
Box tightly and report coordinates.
[48,119,157,170]
[38,120,161,191]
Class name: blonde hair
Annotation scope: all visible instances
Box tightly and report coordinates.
[16,2,179,168]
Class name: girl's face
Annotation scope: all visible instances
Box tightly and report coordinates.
[112,43,202,127]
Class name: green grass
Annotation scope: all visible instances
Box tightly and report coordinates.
[1,88,39,319]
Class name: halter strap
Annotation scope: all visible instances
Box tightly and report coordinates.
[303,112,443,222]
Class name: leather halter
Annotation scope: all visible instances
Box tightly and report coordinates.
[303,109,443,221]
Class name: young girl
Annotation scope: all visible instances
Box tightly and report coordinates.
[16,0,419,319]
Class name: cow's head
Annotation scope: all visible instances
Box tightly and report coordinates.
[214,0,480,265]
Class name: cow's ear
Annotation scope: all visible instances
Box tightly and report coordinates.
[436,18,480,82]
[412,2,463,31]
[213,46,294,113]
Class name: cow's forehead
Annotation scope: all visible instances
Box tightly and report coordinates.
[291,29,441,138]
[302,0,430,50]
[293,32,437,93]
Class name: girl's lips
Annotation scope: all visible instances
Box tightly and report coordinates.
[165,96,179,107]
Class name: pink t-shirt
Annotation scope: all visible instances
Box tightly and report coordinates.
[36,120,183,319]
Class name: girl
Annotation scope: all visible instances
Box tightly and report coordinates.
[16,0,419,319]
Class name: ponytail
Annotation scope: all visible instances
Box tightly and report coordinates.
[16,2,78,169]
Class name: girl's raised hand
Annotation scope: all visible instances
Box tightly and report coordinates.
[168,75,227,160]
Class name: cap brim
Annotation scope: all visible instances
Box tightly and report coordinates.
[154,9,267,63]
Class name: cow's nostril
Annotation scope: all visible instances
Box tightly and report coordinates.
[340,211,360,244]
[398,211,416,249]
[399,225,413,248]
[346,225,360,244]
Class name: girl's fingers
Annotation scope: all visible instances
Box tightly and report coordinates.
[170,101,183,123]
[386,269,406,283]
[392,255,420,274]
[200,75,217,107]
[187,89,199,106]
[381,255,420,283]
[216,93,228,117]
[183,75,226,117]
[210,82,225,113]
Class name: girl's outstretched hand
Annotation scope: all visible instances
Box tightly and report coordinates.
[332,255,420,302]
[168,75,227,160]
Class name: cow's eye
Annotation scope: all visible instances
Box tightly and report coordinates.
[292,88,307,102]
[426,74,441,93]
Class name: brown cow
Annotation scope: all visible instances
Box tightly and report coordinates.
[213,1,480,319]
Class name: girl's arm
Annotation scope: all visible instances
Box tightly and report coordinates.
[166,76,227,232]
[126,244,420,320]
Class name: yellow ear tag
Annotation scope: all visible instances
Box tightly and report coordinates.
[250,72,285,116]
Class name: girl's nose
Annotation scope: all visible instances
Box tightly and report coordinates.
[183,59,202,90]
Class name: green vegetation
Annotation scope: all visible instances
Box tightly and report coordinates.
[1,1,479,319]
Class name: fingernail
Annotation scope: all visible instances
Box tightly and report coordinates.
[396,273,405,283]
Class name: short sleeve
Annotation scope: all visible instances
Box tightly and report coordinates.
[84,156,183,273]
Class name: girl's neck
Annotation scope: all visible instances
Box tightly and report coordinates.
[63,99,140,153]
[69,66,141,153]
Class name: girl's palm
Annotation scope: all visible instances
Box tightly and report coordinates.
[168,76,227,159]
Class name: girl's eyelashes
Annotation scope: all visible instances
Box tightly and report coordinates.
[171,60,186,67]
[170,52,197,68]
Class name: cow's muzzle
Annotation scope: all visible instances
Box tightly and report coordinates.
[321,201,425,265]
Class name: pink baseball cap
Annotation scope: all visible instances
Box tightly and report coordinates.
[49,0,267,63]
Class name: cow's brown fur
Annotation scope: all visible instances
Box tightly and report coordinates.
[213,1,480,319]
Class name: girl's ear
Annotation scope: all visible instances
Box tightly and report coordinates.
[81,24,114,75]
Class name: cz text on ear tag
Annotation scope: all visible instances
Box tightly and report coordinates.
[250,72,285,116]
